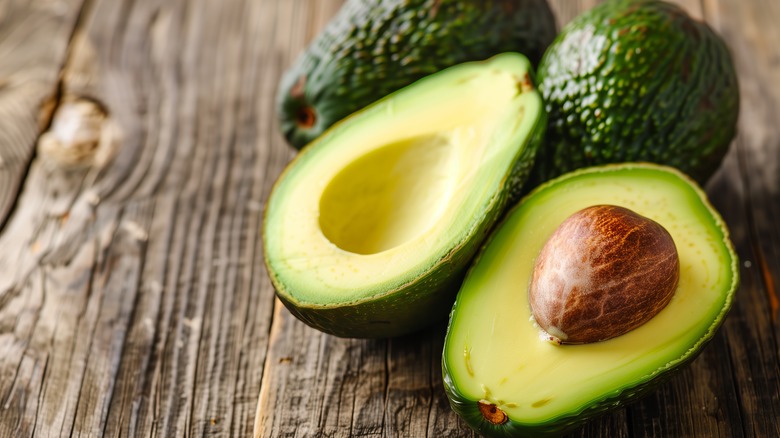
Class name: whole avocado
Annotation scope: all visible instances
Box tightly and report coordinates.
[277,0,557,149]
[533,0,739,185]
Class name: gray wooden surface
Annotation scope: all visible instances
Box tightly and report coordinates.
[0,0,777,436]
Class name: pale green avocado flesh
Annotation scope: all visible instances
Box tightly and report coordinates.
[443,163,738,436]
[264,53,545,338]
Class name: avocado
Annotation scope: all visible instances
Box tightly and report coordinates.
[264,53,546,338]
[277,0,557,149]
[532,0,739,185]
[442,163,738,436]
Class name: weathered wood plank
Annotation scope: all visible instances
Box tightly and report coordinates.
[704,0,780,435]
[0,0,87,229]
[0,0,284,436]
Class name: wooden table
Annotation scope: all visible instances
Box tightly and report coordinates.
[0,0,777,436]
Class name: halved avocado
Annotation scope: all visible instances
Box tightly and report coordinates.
[263,53,546,338]
[442,163,739,436]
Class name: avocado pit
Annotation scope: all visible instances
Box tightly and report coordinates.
[529,204,680,344]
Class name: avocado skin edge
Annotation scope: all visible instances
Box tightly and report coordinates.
[441,163,739,436]
[443,347,700,437]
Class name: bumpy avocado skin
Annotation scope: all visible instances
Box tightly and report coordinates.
[277,0,557,149]
[533,0,739,185]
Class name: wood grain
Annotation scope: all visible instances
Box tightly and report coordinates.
[0,0,286,435]
[0,0,86,230]
[0,0,777,437]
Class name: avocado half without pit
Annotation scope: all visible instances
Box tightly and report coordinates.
[443,163,738,436]
[263,53,546,338]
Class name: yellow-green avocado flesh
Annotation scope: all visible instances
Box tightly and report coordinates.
[264,53,546,338]
[443,163,739,436]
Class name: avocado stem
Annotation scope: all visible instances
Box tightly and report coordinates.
[295,106,316,129]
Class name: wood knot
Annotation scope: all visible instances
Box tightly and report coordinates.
[38,96,118,170]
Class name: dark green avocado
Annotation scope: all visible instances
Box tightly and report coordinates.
[265,54,546,338]
[533,0,739,185]
[277,0,557,149]
[442,163,739,436]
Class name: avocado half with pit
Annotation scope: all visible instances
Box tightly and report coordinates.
[443,163,738,436]
[264,53,546,338]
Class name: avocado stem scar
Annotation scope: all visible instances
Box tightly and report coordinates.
[295,106,317,128]
[478,400,509,425]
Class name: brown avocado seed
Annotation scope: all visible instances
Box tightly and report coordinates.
[529,205,680,344]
